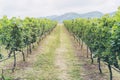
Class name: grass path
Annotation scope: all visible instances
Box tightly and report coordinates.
[55,24,81,80]
[55,26,69,80]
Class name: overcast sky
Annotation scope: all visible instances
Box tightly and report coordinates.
[0,0,120,17]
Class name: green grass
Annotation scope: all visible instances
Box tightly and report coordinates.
[28,26,60,80]
[60,26,82,80]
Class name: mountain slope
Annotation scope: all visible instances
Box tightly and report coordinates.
[45,11,116,22]
[79,11,103,18]
[46,11,103,22]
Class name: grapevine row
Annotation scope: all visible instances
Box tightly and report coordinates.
[63,7,120,80]
[0,16,57,72]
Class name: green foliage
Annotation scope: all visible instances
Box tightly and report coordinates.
[63,8,120,80]
[0,17,57,52]
[0,16,57,71]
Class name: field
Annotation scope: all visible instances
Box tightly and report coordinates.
[0,24,119,80]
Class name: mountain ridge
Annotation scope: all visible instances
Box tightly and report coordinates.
[45,11,116,22]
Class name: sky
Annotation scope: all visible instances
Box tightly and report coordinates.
[0,0,120,18]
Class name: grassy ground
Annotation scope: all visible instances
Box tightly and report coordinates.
[0,24,120,80]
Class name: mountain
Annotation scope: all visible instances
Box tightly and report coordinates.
[45,11,115,22]
[51,12,80,22]
[109,12,116,16]
[79,11,103,18]
[46,15,58,20]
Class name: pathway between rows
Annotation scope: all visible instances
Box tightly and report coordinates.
[55,24,77,80]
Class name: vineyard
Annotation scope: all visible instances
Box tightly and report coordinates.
[0,7,120,80]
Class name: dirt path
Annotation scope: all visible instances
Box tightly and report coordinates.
[55,24,69,80]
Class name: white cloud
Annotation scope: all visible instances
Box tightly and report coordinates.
[0,0,120,17]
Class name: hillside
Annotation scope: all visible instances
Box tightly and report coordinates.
[46,11,103,22]
[46,11,116,22]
